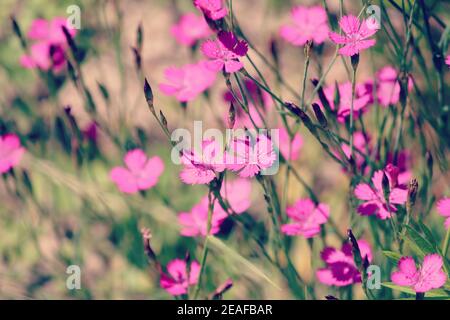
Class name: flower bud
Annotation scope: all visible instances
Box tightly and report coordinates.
[312,103,328,128]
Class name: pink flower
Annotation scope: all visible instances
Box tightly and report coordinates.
[316,240,372,287]
[281,199,329,238]
[446,55,450,67]
[223,79,273,110]
[341,131,370,169]
[159,62,216,102]
[226,133,276,178]
[20,17,77,72]
[329,15,378,56]
[194,0,228,21]
[0,134,25,174]
[201,31,248,73]
[354,166,408,219]
[179,139,225,185]
[385,150,412,187]
[318,81,373,123]
[376,66,413,107]
[218,178,252,214]
[160,259,200,296]
[280,5,329,46]
[391,254,447,293]
[278,127,303,161]
[437,198,450,229]
[178,196,227,237]
[171,13,211,46]
[110,149,164,194]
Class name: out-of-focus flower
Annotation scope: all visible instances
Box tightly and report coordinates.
[159,62,216,102]
[278,127,303,161]
[110,149,164,194]
[391,254,447,293]
[219,178,252,214]
[171,13,211,46]
[280,5,329,46]
[329,15,378,56]
[20,17,76,72]
[0,134,25,174]
[160,259,200,296]
[376,66,413,107]
[316,240,372,287]
[437,198,450,229]
[178,196,227,237]
[354,166,408,219]
[226,133,276,178]
[201,31,248,73]
[318,81,373,123]
[82,121,98,142]
[180,139,226,185]
[281,198,329,238]
[445,55,450,67]
[194,0,228,21]
[340,131,370,169]
[223,79,273,109]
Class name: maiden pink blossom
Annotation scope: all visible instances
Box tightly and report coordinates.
[446,55,450,67]
[160,259,200,296]
[391,254,447,293]
[110,149,164,194]
[171,13,211,46]
[437,198,450,229]
[341,131,370,169]
[376,66,413,107]
[201,31,248,73]
[354,166,408,219]
[316,240,372,287]
[0,134,25,174]
[281,198,329,238]
[280,5,329,46]
[219,178,252,214]
[329,15,378,56]
[194,0,228,21]
[159,62,216,102]
[278,127,303,161]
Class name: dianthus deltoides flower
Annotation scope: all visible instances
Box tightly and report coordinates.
[171,13,211,46]
[159,61,216,102]
[317,240,372,287]
[278,127,303,162]
[110,149,164,194]
[354,165,408,219]
[20,17,77,72]
[329,15,378,56]
[376,66,413,107]
[160,258,200,296]
[446,55,450,67]
[280,5,329,46]
[0,134,25,174]
[391,254,447,293]
[281,198,329,238]
[194,0,228,21]
[201,31,248,73]
[437,198,450,229]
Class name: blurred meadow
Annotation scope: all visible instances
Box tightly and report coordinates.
[0,0,449,300]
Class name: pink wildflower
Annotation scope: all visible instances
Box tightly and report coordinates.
[376,66,413,107]
[329,15,378,56]
[170,13,211,46]
[316,240,372,287]
[341,131,370,169]
[445,55,450,67]
[219,178,252,214]
[278,127,303,161]
[180,139,225,185]
[226,133,276,178]
[223,79,273,110]
[437,198,450,229]
[385,150,412,187]
[194,0,228,21]
[110,149,164,194]
[159,62,216,102]
[160,259,200,296]
[201,31,248,73]
[354,166,408,219]
[281,199,329,238]
[280,5,329,46]
[391,254,447,293]
[0,134,25,174]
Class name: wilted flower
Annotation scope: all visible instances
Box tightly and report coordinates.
[0,134,25,174]
[437,198,450,229]
[281,198,329,238]
[171,13,211,46]
[316,240,372,287]
[329,15,378,56]
[278,127,303,162]
[194,0,228,21]
[391,254,447,293]
[376,66,413,107]
[110,149,164,194]
[159,62,216,102]
[160,259,200,296]
[280,5,329,46]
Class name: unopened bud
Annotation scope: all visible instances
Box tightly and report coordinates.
[160,110,168,128]
[211,279,233,300]
[382,171,390,201]
[144,78,155,113]
[351,53,360,70]
[407,179,418,214]
[312,103,328,128]
[227,102,236,129]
